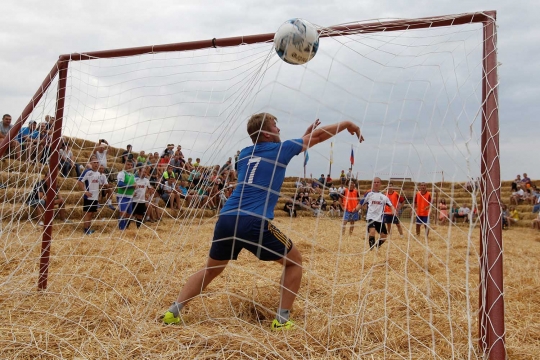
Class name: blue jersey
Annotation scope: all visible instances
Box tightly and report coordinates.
[221,139,303,219]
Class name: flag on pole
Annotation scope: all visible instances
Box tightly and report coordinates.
[304,151,309,166]
[350,145,355,165]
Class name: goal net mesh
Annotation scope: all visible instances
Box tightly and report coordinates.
[0,14,500,358]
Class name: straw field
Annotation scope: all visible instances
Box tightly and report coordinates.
[0,216,539,359]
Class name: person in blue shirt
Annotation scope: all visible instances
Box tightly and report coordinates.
[162,112,363,330]
[16,120,39,161]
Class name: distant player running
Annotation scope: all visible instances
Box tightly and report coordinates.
[161,113,363,330]
[383,182,404,237]
[361,177,395,249]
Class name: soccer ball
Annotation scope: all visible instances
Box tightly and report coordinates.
[274,18,319,65]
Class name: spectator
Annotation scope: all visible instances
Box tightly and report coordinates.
[510,187,525,205]
[161,177,181,209]
[16,120,39,161]
[97,165,115,210]
[121,144,133,164]
[78,156,101,235]
[511,174,521,192]
[532,212,540,231]
[501,204,509,229]
[328,200,343,218]
[175,145,184,158]
[318,174,325,187]
[158,153,170,171]
[59,142,82,178]
[137,150,147,166]
[508,206,519,226]
[325,174,333,188]
[43,115,55,134]
[339,170,346,185]
[36,123,52,164]
[163,144,175,157]
[283,197,297,217]
[146,186,162,222]
[184,157,195,173]
[177,179,195,206]
[458,204,471,223]
[169,154,183,177]
[337,184,346,198]
[162,164,177,183]
[328,185,340,201]
[0,114,21,160]
[533,194,540,214]
[346,168,353,183]
[438,199,449,225]
[522,173,532,189]
[234,150,240,171]
[94,139,112,181]
[26,171,69,226]
[193,157,201,168]
[311,177,321,194]
[188,167,201,187]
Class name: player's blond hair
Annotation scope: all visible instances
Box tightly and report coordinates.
[247,113,276,143]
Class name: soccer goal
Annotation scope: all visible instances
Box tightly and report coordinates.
[0,11,503,359]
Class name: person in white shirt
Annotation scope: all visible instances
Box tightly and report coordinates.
[78,156,101,235]
[94,139,112,181]
[59,142,81,178]
[132,166,152,228]
[329,185,340,201]
[457,204,471,223]
[360,177,395,249]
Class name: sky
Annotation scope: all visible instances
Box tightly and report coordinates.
[0,0,538,182]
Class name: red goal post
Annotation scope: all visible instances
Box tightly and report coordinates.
[0,11,503,359]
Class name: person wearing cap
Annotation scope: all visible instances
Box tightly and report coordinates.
[16,120,39,160]
[121,144,133,164]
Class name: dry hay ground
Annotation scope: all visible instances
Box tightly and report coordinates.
[0,216,539,359]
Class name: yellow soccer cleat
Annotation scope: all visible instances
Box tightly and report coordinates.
[271,319,295,331]
[162,311,180,325]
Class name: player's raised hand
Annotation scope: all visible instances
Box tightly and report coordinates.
[346,122,364,142]
[304,119,321,136]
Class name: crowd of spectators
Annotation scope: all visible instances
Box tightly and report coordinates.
[3,116,539,231]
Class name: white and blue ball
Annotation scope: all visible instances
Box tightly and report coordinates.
[274,18,319,65]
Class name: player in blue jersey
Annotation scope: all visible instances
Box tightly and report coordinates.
[162,112,363,330]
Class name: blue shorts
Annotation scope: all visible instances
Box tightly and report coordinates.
[383,214,400,224]
[118,196,133,214]
[209,215,293,261]
[416,215,429,225]
[343,210,359,222]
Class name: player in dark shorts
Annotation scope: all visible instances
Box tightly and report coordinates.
[161,112,363,330]
[78,156,101,235]
[361,177,396,249]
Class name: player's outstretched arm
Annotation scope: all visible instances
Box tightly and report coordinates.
[302,119,321,137]
[302,121,363,151]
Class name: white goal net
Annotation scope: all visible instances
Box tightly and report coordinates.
[0,12,502,359]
